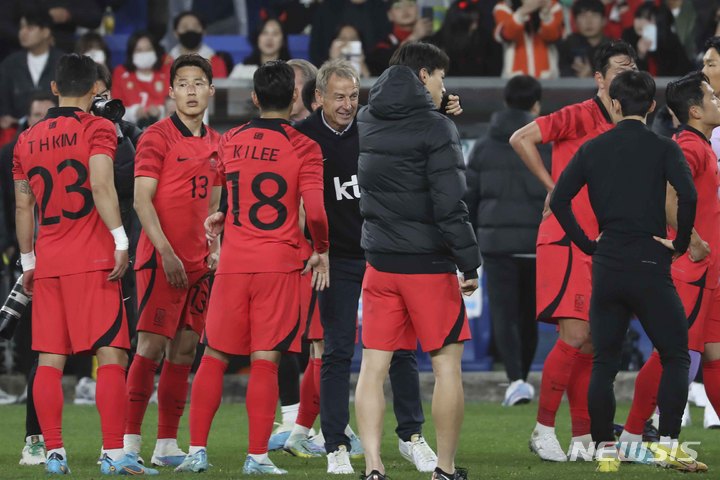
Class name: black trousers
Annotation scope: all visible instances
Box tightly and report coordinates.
[589,263,689,442]
[483,255,538,381]
[320,257,425,453]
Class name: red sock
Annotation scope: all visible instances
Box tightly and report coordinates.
[157,361,192,440]
[625,351,662,435]
[296,359,319,429]
[34,366,64,450]
[567,352,592,436]
[703,360,720,414]
[189,355,226,447]
[312,358,322,398]
[247,359,279,454]
[537,339,579,427]
[125,354,159,435]
[97,364,128,450]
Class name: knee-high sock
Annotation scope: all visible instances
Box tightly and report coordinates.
[624,351,662,435]
[157,361,192,440]
[295,359,320,429]
[34,366,64,451]
[537,339,579,427]
[97,365,128,450]
[703,360,720,414]
[247,360,279,454]
[125,354,159,435]
[567,351,592,437]
[189,356,226,447]
[312,358,322,399]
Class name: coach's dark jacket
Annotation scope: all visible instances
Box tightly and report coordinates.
[465,108,550,255]
[357,65,480,278]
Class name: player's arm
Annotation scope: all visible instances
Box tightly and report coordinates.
[665,183,708,262]
[133,176,188,288]
[659,144,697,255]
[549,149,596,255]
[510,121,554,192]
[206,185,222,271]
[14,179,36,294]
[89,153,129,281]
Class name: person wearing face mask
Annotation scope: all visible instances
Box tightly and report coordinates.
[169,11,228,79]
[75,32,112,70]
[112,31,168,128]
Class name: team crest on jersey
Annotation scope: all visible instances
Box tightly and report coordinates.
[155,81,163,92]
[574,294,586,312]
[153,308,166,327]
[209,152,218,169]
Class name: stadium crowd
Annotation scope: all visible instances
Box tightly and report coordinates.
[2,0,720,478]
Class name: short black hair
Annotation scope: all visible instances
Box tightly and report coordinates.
[504,75,541,110]
[609,70,655,117]
[705,36,720,56]
[54,54,98,97]
[302,78,317,113]
[21,8,53,29]
[96,62,112,90]
[389,41,450,77]
[170,54,213,87]
[173,10,206,31]
[253,60,295,111]
[666,71,710,125]
[593,40,638,76]
[572,0,605,17]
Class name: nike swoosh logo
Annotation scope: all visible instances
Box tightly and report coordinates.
[322,158,327,162]
[177,157,191,162]
[122,464,144,474]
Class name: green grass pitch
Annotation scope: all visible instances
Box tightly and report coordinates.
[0,402,717,478]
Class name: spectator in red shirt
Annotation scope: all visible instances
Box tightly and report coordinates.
[112,31,168,128]
[168,11,228,79]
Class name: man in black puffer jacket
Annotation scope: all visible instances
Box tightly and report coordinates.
[355,42,479,480]
[465,75,549,407]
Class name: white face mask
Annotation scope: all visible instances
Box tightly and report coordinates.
[84,49,106,65]
[133,50,157,70]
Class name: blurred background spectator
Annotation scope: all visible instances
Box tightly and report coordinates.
[231,16,291,78]
[288,58,318,122]
[494,0,564,78]
[168,11,229,79]
[621,2,692,76]
[665,0,698,63]
[75,31,112,69]
[111,31,167,128]
[558,0,609,77]
[328,24,371,78]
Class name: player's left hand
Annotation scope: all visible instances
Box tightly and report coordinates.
[460,277,478,296]
[205,212,225,243]
[206,250,220,271]
[303,251,330,291]
[542,191,553,219]
[445,94,463,116]
[653,236,682,261]
[108,249,129,281]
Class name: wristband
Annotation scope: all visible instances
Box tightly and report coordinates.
[20,252,36,271]
[111,226,129,251]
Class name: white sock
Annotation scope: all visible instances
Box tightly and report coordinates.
[534,422,555,435]
[344,424,356,438]
[249,452,270,464]
[48,447,67,459]
[281,403,299,425]
[155,438,179,451]
[102,448,125,461]
[290,425,310,438]
[123,434,141,453]
[188,445,206,455]
[618,430,642,445]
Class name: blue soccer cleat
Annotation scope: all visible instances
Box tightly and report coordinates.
[100,453,159,475]
[268,429,292,452]
[242,455,287,475]
[349,433,364,459]
[174,449,210,473]
[46,452,71,475]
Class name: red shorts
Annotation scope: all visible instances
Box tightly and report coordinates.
[705,288,720,344]
[536,240,592,323]
[204,272,301,355]
[673,277,711,352]
[136,268,210,339]
[361,265,471,352]
[32,271,130,355]
[301,272,322,341]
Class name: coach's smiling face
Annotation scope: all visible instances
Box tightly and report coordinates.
[318,73,359,132]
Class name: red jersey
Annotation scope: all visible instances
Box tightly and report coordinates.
[111,66,168,112]
[670,126,720,289]
[134,114,221,272]
[12,107,117,278]
[536,97,614,244]
[216,118,324,274]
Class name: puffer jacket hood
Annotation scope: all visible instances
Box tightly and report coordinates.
[366,65,436,120]
[488,108,535,143]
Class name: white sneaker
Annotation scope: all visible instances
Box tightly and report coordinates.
[0,387,17,405]
[529,428,567,462]
[690,382,709,408]
[327,445,353,474]
[704,403,720,429]
[503,380,534,406]
[19,435,46,465]
[681,402,691,427]
[398,434,437,472]
[73,377,96,405]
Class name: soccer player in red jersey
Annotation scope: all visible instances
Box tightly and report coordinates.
[175,60,330,475]
[619,73,720,468]
[510,41,638,461]
[123,54,221,467]
[13,53,156,475]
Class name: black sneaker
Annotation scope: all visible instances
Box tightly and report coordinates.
[642,420,660,443]
[360,470,386,480]
[432,467,468,480]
